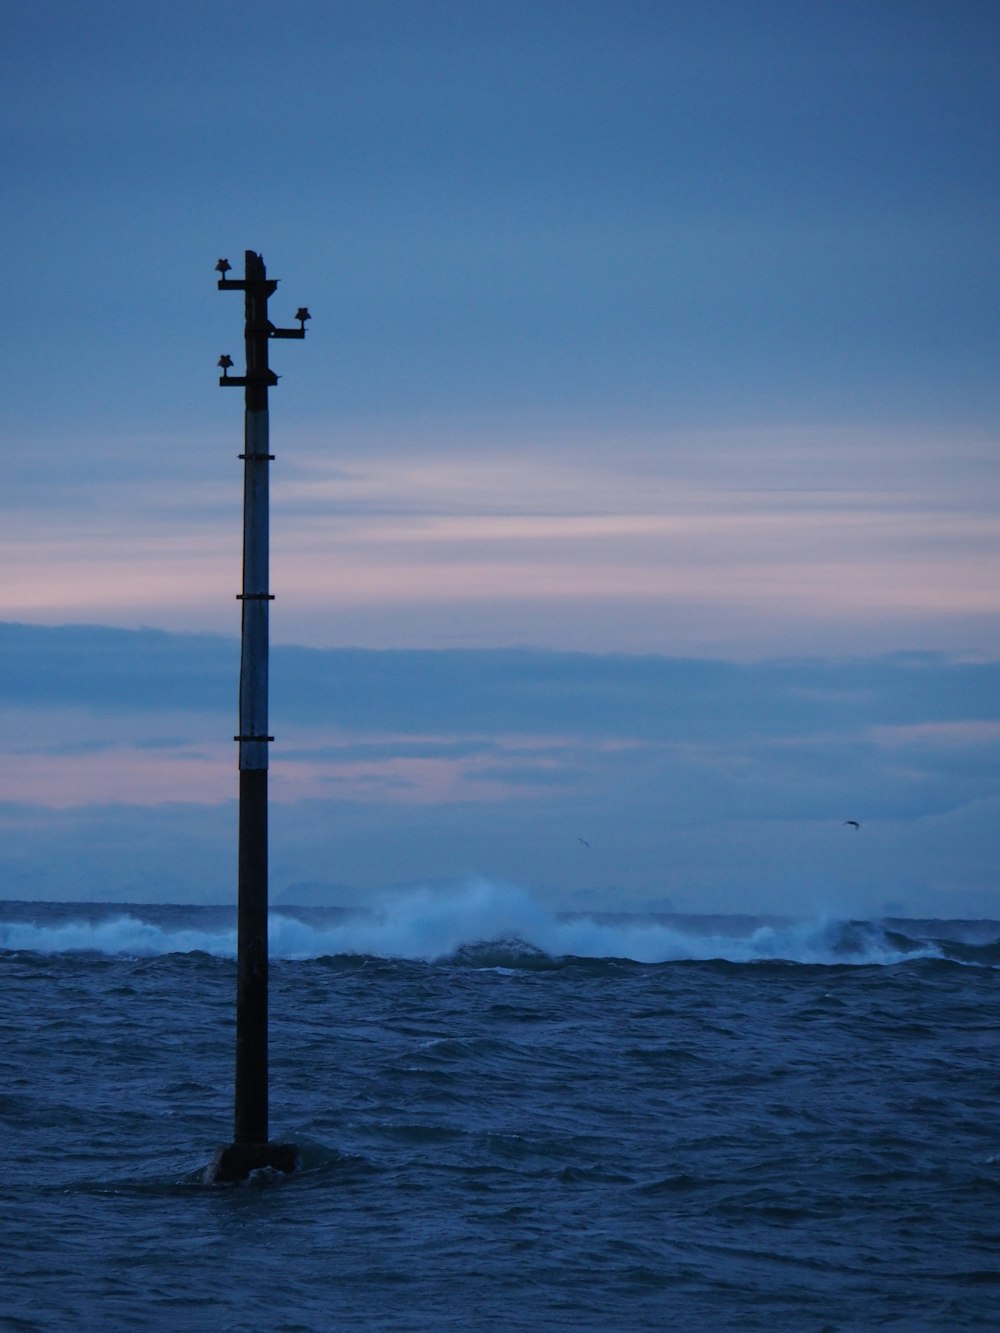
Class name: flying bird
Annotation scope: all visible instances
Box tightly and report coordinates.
[577,837,591,848]
[843,820,860,830]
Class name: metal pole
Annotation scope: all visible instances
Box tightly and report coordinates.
[236,252,273,1147]
[207,252,309,1183]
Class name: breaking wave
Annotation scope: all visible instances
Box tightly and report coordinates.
[271,884,946,966]
[0,880,977,966]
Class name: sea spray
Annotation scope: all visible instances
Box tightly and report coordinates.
[0,914,238,958]
[0,881,945,965]
[270,883,942,965]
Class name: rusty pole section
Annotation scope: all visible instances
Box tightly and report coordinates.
[207,251,309,1183]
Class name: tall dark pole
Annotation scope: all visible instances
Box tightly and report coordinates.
[207,252,309,1183]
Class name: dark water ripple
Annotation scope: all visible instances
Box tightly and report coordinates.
[1,909,999,1330]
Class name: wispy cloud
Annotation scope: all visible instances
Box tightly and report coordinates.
[0,745,232,809]
[4,423,997,656]
[0,623,996,915]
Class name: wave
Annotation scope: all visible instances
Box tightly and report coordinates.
[0,881,966,966]
[270,885,946,966]
[0,916,239,959]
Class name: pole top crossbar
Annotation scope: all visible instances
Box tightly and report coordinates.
[218,277,279,297]
[215,254,309,388]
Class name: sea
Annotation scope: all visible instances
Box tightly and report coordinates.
[2,884,998,1331]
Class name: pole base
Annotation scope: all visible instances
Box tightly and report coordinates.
[205,1141,299,1183]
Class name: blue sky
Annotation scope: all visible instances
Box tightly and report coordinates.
[2,2,998,915]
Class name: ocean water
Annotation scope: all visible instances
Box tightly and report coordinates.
[2,885,998,1331]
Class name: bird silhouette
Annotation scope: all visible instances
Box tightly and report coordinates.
[843,820,860,830]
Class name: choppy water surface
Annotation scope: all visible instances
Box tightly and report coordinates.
[1,890,998,1330]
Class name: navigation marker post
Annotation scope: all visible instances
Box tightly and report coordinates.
[207,251,309,1183]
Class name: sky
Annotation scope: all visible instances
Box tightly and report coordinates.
[2,1,998,917]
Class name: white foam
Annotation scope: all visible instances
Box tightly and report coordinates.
[0,881,942,965]
[0,916,237,958]
[271,882,941,965]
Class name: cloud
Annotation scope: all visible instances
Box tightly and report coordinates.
[0,622,996,917]
[4,423,998,657]
[0,622,235,712]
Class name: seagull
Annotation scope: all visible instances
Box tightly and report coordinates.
[843,820,860,830]
[577,837,591,848]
